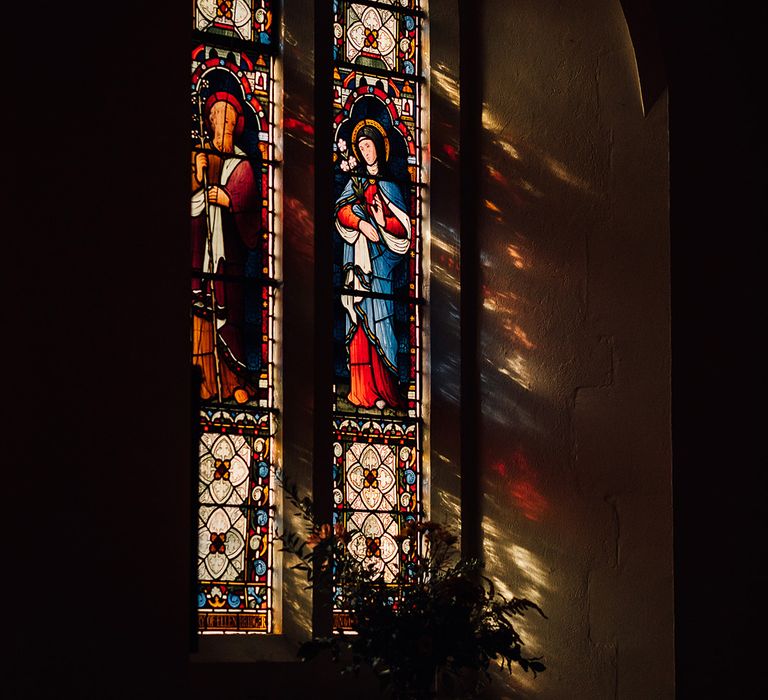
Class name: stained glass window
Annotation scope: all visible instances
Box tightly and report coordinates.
[191,0,280,634]
[330,0,427,628]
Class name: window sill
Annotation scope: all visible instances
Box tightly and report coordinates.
[190,632,300,663]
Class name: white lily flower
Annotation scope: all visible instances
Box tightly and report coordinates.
[338,138,347,153]
[340,160,349,172]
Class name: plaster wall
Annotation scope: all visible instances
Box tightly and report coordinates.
[476,1,672,697]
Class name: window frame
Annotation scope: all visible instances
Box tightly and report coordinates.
[191,0,466,664]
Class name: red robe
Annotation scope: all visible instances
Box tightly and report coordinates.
[191,151,261,402]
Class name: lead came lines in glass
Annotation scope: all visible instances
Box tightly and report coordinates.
[192,0,280,634]
[331,0,426,603]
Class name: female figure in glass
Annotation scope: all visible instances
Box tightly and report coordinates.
[335,119,411,409]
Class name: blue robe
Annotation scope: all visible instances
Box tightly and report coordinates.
[334,176,411,374]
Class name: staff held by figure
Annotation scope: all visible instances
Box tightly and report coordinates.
[195,80,223,404]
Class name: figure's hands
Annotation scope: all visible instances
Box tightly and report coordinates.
[195,152,208,183]
[359,220,380,242]
[370,193,386,227]
[207,186,231,209]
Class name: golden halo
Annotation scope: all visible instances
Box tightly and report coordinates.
[351,118,390,163]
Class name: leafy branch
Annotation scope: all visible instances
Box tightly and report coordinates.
[273,471,548,698]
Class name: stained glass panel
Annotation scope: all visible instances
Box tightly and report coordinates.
[330,2,426,625]
[331,419,421,615]
[191,45,277,154]
[192,3,279,634]
[194,0,276,44]
[330,6,425,417]
[332,71,423,156]
[332,296,421,418]
[197,410,275,632]
[360,0,419,6]
[334,2,421,75]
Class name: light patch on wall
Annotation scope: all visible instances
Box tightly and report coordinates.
[497,139,521,161]
[283,115,314,149]
[487,164,508,185]
[510,324,535,350]
[432,229,458,257]
[506,244,526,270]
[285,590,312,636]
[431,64,459,106]
[431,229,460,292]
[481,99,595,196]
[496,355,531,391]
[481,288,520,313]
[516,177,543,197]
[490,452,548,520]
[482,103,522,163]
[481,103,505,133]
[437,488,460,524]
[433,263,459,292]
[481,522,551,597]
[510,544,550,593]
[479,270,536,391]
[280,469,313,637]
[541,153,593,192]
[480,516,548,689]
